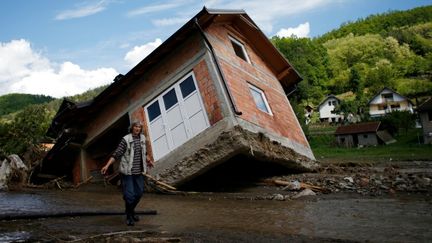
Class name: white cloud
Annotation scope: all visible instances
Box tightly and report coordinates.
[55,0,109,20]
[124,39,162,67]
[0,39,118,98]
[127,2,185,17]
[202,0,329,33]
[276,22,310,38]
[153,17,188,27]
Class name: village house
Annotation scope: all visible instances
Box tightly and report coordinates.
[318,95,341,123]
[368,87,414,118]
[335,121,395,148]
[37,8,317,187]
[418,97,432,144]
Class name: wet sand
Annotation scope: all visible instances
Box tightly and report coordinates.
[1,186,431,242]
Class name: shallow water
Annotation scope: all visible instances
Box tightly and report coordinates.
[0,188,431,242]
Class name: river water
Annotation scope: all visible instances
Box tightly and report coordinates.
[0,187,431,242]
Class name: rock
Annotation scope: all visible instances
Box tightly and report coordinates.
[292,189,316,199]
[282,180,301,190]
[358,177,369,187]
[344,177,354,183]
[0,155,28,191]
[272,194,285,201]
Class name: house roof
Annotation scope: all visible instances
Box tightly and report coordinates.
[47,7,302,139]
[367,87,413,105]
[318,95,340,109]
[418,97,432,112]
[334,121,381,135]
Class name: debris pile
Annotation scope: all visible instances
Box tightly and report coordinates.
[0,155,28,190]
[268,162,432,199]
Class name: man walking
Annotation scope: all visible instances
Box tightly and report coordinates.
[101,121,153,226]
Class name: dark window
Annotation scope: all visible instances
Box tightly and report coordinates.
[363,134,368,138]
[382,93,393,101]
[230,37,249,62]
[428,111,432,121]
[180,76,196,98]
[147,100,161,122]
[163,89,178,110]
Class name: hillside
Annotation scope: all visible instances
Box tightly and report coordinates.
[271,5,432,114]
[0,93,54,116]
[317,5,432,43]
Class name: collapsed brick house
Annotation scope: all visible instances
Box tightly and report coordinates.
[38,8,317,187]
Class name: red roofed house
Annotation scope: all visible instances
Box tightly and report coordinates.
[335,121,395,148]
[38,8,317,187]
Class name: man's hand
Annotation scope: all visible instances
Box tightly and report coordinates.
[146,155,154,168]
[101,157,114,175]
[101,164,109,175]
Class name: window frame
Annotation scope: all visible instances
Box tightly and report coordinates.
[248,83,273,115]
[229,35,251,63]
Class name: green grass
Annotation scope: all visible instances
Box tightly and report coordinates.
[309,128,432,163]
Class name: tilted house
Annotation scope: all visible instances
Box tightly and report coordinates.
[368,87,414,118]
[335,121,395,148]
[318,95,341,123]
[418,97,432,144]
[39,8,317,186]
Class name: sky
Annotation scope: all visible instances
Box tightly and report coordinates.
[0,0,430,98]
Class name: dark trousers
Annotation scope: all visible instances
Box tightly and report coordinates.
[121,174,144,215]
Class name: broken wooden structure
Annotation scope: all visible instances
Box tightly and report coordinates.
[36,7,317,188]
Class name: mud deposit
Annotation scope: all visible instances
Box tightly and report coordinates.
[1,161,432,242]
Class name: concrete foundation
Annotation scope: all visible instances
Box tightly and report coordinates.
[152,125,318,187]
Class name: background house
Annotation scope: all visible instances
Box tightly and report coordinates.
[418,98,432,144]
[335,121,395,147]
[368,87,414,118]
[318,95,341,123]
[39,7,316,186]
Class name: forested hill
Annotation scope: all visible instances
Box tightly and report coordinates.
[271,5,432,118]
[0,93,54,116]
[318,5,432,43]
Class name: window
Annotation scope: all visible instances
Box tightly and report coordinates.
[428,111,432,121]
[382,93,393,101]
[163,89,178,110]
[249,84,272,115]
[147,100,161,122]
[363,134,368,138]
[180,76,196,98]
[229,36,250,63]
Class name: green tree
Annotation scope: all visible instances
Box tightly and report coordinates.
[0,104,52,158]
[349,67,361,92]
[379,110,416,135]
[271,36,329,103]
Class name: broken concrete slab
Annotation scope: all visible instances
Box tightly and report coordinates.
[153,126,318,187]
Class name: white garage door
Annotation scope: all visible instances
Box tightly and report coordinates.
[145,72,210,161]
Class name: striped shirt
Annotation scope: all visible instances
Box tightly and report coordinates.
[112,135,144,175]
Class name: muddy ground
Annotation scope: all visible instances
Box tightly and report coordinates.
[0,160,431,242]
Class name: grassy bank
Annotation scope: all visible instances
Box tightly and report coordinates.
[309,127,432,163]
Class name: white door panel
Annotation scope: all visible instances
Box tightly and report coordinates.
[183,94,201,118]
[189,111,207,135]
[149,116,165,140]
[165,105,183,128]
[153,135,169,160]
[145,72,210,161]
[171,123,188,148]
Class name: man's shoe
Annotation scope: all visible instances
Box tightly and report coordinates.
[126,215,135,226]
[132,214,140,222]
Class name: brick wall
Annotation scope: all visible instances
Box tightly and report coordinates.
[206,24,309,147]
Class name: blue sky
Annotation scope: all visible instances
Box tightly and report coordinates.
[0,0,430,98]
